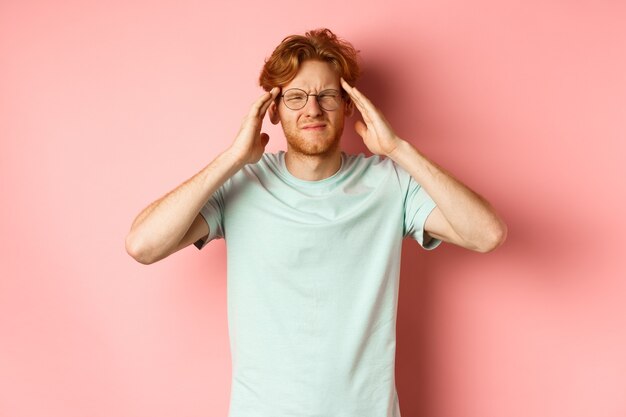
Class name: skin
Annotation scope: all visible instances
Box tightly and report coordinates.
[340,77,507,252]
[125,58,506,264]
[268,59,351,181]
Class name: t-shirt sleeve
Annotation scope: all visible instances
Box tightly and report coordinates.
[193,183,226,250]
[400,167,442,250]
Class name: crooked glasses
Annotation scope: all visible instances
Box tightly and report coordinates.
[280,88,344,111]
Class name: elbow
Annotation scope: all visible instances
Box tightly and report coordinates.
[476,221,508,253]
[125,233,158,265]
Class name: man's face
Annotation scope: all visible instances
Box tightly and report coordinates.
[270,60,350,157]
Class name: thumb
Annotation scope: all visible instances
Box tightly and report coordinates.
[354,120,367,138]
[260,132,270,147]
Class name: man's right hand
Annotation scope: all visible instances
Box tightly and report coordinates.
[126,87,281,264]
[228,87,280,165]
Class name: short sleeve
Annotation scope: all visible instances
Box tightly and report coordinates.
[193,183,226,250]
[401,168,442,250]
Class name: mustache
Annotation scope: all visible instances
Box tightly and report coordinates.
[299,119,327,127]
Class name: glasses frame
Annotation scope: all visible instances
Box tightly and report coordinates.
[279,88,345,111]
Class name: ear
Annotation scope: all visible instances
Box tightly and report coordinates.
[268,100,280,125]
[345,99,355,117]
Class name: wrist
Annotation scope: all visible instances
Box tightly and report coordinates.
[222,146,248,169]
[386,137,409,160]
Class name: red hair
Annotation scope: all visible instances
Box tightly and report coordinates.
[259,28,361,91]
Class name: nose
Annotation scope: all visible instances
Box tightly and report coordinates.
[303,95,323,117]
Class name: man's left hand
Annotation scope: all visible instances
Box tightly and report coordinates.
[341,78,404,157]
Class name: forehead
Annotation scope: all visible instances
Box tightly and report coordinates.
[283,60,340,91]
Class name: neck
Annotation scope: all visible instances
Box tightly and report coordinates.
[284,147,342,181]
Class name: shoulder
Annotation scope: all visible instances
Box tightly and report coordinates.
[343,152,390,169]
[342,152,405,178]
[257,151,283,173]
[231,152,282,179]
[222,152,286,189]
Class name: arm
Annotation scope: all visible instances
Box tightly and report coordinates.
[125,87,280,264]
[341,79,507,253]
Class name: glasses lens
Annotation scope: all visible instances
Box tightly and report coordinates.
[283,90,307,110]
[318,90,341,111]
[282,89,343,111]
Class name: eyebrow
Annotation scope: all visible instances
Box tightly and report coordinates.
[285,87,341,92]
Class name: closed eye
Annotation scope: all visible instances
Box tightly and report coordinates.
[319,90,340,98]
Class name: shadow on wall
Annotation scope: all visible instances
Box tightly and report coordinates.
[396,238,437,417]
[344,24,618,417]
[344,55,451,415]
[349,63,583,417]
[343,56,431,416]
[392,186,597,416]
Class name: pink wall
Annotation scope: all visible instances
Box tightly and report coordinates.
[1,1,625,416]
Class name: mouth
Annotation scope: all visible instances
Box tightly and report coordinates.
[301,123,327,130]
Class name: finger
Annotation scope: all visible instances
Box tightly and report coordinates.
[349,86,373,115]
[260,132,270,147]
[346,92,369,121]
[341,79,368,121]
[350,96,374,126]
[340,78,360,105]
[249,87,279,118]
[354,120,368,138]
[248,91,269,116]
[342,79,377,117]
[259,87,280,116]
[340,77,352,92]
[340,77,356,94]
[340,78,366,108]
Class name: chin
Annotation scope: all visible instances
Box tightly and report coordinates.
[287,136,340,156]
[285,128,343,156]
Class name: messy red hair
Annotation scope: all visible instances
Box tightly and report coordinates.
[259,28,360,91]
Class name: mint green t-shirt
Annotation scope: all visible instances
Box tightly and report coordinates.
[196,151,441,417]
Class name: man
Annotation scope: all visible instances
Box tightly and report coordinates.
[126,28,506,417]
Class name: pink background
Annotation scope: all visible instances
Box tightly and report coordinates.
[2,1,625,416]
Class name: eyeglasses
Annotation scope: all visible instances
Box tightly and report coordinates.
[280,88,343,111]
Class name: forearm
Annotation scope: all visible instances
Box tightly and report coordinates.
[339,80,505,251]
[389,139,506,251]
[126,148,245,263]
[125,88,279,264]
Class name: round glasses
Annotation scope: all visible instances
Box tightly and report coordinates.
[280,88,343,111]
